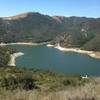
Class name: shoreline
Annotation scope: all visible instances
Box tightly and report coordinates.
[47,44,100,59]
[47,44,54,47]
[0,42,49,46]
[8,52,24,66]
[1,42,100,62]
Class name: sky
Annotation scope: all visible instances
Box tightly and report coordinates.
[0,0,100,18]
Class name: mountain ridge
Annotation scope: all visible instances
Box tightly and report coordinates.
[0,12,100,51]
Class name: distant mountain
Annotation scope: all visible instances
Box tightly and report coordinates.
[51,16,100,51]
[0,12,100,51]
[0,12,63,43]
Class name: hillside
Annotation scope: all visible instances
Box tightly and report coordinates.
[51,17,100,51]
[0,67,99,100]
[0,12,100,51]
[0,12,63,43]
[0,67,100,100]
[0,46,16,67]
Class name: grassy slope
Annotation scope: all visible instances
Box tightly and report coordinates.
[0,67,100,100]
[0,67,86,91]
[0,68,88,100]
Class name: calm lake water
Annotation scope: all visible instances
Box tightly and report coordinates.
[10,45,100,76]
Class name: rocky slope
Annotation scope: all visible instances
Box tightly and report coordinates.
[0,12,100,51]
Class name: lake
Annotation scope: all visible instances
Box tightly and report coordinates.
[10,44,100,76]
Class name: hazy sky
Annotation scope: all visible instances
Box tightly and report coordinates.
[0,0,100,18]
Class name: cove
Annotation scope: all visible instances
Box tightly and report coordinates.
[9,44,100,76]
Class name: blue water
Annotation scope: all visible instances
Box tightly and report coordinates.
[10,45,100,76]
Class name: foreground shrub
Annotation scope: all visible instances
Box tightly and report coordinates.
[0,75,38,90]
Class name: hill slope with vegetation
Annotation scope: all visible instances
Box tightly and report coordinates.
[0,67,100,100]
[0,12,100,51]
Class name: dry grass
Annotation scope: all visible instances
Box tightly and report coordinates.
[0,67,100,100]
[0,78,100,100]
